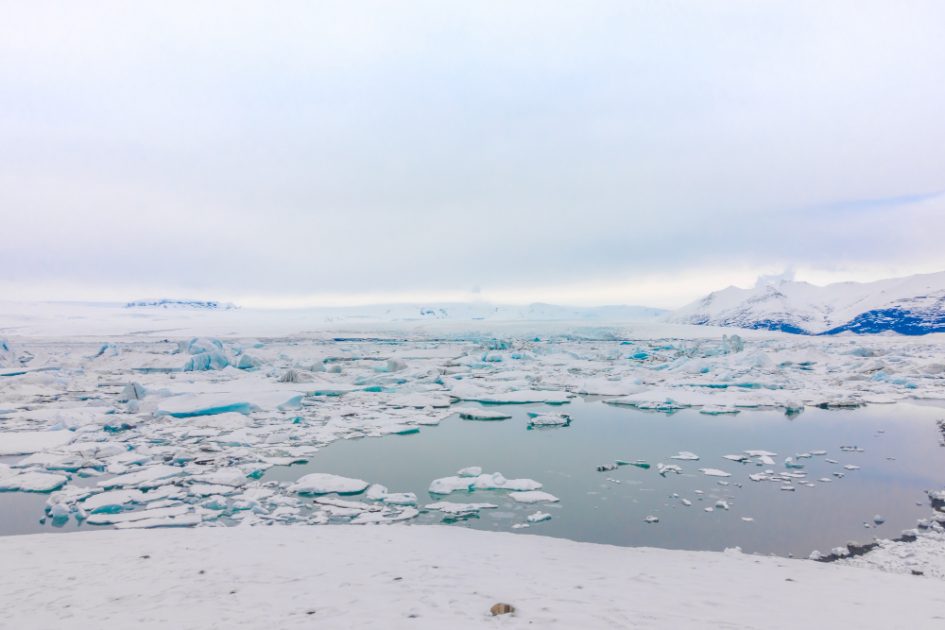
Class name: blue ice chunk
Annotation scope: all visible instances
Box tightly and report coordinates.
[236,354,261,370]
[164,402,254,418]
[277,395,303,411]
[183,337,230,371]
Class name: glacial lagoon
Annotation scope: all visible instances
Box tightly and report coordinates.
[6,398,941,559]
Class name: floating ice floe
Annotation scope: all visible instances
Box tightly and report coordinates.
[428,472,542,495]
[527,511,552,523]
[288,473,369,495]
[526,412,571,428]
[607,396,690,412]
[0,468,68,492]
[670,451,700,461]
[425,502,498,515]
[381,493,418,506]
[98,465,183,489]
[453,388,571,405]
[699,468,732,478]
[79,489,146,513]
[384,393,452,409]
[509,491,559,504]
[157,390,303,418]
[429,476,474,494]
[471,473,542,492]
[0,430,75,456]
[657,463,682,476]
[456,408,513,421]
[700,406,740,415]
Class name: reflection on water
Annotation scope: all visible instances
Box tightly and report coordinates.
[266,400,944,557]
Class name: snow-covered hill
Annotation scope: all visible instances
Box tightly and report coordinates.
[669,271,945,335]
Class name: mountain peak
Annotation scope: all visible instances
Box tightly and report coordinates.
[670,271,945,335]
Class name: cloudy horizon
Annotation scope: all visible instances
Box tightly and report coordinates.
[3,1,944,309]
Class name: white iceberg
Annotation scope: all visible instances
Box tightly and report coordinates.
[509,491,559,504]
[289,473,369,495]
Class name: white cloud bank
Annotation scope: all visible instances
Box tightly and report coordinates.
[2,1,944,307]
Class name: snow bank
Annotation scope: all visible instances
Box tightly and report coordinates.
[0,526,942,629]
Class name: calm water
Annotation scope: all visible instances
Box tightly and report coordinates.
[265,400,944,557]
[3,400,943,557]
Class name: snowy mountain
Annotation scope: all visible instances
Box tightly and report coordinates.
[125,299,239,310]
[669,271,945,335]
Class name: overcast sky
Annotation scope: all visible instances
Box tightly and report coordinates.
[2,1,944,308]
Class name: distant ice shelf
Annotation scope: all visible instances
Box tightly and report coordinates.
[125,299,239,310]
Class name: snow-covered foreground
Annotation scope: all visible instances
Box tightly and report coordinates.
[1,525,943,630]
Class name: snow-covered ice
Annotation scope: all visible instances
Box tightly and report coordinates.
[0,430,74,455]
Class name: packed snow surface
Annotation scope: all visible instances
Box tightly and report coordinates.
[1,526,944,629]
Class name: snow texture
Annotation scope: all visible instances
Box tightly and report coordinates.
[0,526,943,629]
